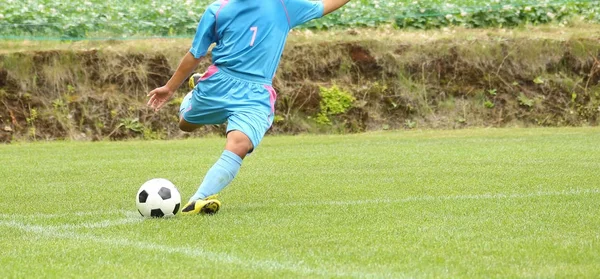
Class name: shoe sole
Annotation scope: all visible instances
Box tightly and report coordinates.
[201,200,220,215]
[181,200,220,215]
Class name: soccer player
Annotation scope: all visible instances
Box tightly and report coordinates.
[147,0,352,215]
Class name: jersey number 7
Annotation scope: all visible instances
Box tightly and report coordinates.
[249,26,258,46]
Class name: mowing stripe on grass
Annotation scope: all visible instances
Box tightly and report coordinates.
[0,220,389,278]
[2,189,597,219]
[229,188,600,210]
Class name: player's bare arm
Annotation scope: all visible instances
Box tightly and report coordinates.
[322,0,351,16]
[147,52,203,111]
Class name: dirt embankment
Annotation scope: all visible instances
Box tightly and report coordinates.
[1,29,599,142]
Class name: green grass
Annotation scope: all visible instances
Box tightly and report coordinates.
[0,128,599,278]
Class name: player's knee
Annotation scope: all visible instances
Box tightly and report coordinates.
[226,131,253,158]
[178,120,197,132]
[179,126,195,133]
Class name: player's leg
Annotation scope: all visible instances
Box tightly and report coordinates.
[180,131,252,215]
[178,90,201,132]
[181,79,276,215]
[178,66,227,132]
[181,111,272,216]
[192,130,252,198]
[178,118,203,132]
[189,131,251,203]
[224,130,253,159]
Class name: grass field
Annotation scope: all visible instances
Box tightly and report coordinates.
[1,128,599,278]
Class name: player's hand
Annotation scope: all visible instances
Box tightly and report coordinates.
[147,86,175,111]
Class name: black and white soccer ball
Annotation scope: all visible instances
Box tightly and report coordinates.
[136,178,181,218]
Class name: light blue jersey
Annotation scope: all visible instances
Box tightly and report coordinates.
[180,0,330,204]
[182,0,324,152]
[189,0,324,84]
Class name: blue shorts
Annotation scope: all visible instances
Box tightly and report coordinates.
[180,65,277,151]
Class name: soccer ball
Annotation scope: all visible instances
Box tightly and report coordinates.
[136,178,181,218]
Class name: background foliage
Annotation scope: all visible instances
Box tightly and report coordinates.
[1,0,599,39]
[1,28,599,142]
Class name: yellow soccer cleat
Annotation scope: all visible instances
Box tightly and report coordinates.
[181,195,221,215]
[188,72,204,90]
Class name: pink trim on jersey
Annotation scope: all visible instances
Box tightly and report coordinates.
[214,0,230,40]
[200,65,219,81]
[278,0,291,27]
[264,85,278,114]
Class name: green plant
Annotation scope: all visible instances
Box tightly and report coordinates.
[25,107,38,139]
[404,119,417,129]
[51,98,74,131]
[533,76,545,84]
[518,92,535,107]
[25,107,37,126]
[142,127,164,140]
[273,115,285,123]
[2,0,600,39]
[316,85,355,125]
[119,117,144,133]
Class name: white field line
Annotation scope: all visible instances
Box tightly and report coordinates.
[228,188,600,210]
[53,217,143,230]
[0,220,387,279]
[0,214,142,230]
[0,209,130,220]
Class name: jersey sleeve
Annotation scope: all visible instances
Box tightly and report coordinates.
[286,0,324,28]
[189,6,218,58]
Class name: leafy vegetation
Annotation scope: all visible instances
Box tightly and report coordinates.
[316,85,355,125]
[0,0,599,39]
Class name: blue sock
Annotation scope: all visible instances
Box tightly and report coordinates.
[189,150,243,202]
